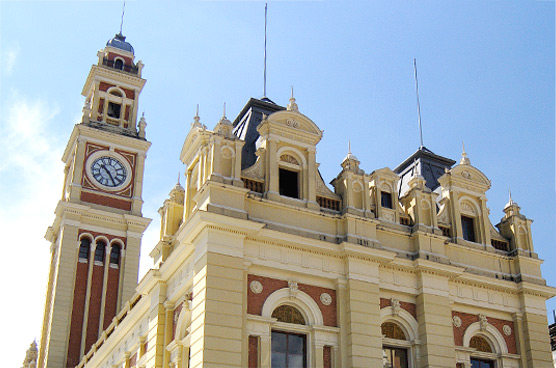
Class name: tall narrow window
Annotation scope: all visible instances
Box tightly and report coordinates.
[279,168,299,199]
[271,331,306,368]
[461,215,476,242]
[94,241,106,263]
[114,58,124,70]
[382,322,409,368]
[110,245,121,266]
[381,191,393,209]
[78,238,91,261]
[107,102,121,119]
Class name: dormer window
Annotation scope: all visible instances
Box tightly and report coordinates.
[279,168,299,199]
[381,191,393,209]
[461,215,476,242]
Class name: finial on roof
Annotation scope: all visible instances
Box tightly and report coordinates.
[223,102,227,119]
[460,141,470,165]
[142,111,145,118]
[287,86,299,112]
[191,104,202,129]
[177,172,181,186]
[348,139,351,155]
[504,187,520,215]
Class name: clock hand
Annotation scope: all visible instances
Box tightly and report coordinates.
[101,164,116,185]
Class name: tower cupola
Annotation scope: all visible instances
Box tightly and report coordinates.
[81,32,146,137]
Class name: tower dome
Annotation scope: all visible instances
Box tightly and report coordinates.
[106,33,134,54]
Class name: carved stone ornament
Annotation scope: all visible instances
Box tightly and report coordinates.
[391,298,401,316]
[280,154,299,165]
[288,280,298,299]
[452,315,462,328]
[461,170,472,179]
[479,314,489,331]
[286,119,300,128]
[503,324,512,336]
[320,292,332,306]
[250,280,263,294]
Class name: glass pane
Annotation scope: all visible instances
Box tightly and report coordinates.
[394,348,408,368]
[271,352,286,368]
[272,332,288,353]
[288,354,304,368]
[383,347,393,368]
[288,334,305,355]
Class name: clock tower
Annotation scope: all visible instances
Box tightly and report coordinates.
[38,33,151,368]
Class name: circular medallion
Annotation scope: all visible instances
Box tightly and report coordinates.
[250,280,263,294]
[503,325,512,336]
[320,292,332,306]
[90,156,127,188]
[452,316,462,328]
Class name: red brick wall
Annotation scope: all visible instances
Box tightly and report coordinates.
[80,191,132,210]
[248,335,258,368]
[452,311,516,354]
[247,274,337,327]
[379,298,417,319]
[323,345,332,368]
[106,52,133,66]
[66,261,89,367]
[99,82,114,92]
[85,262,105,351]
[103,266,120,329]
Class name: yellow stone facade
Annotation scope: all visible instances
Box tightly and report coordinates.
[38,35,556,368]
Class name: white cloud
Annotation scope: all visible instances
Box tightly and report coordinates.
[2,44,20,76]
[0,95,63,365]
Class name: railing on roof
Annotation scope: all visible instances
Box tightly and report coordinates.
[243,178,264,194]
[317,196,341,212]
[491,239,510,252]
[102,58,138,74]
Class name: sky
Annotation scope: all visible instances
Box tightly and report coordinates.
[0,0,554,366]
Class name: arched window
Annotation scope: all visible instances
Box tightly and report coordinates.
[78,238,91,261]
[110,245,121,266]
[279,154,301,199]
[94,241,106,263]
[469,336,492,353]
[272,305,305,325]
[381,322,409,368]
[114,58,124,70]
[271,305,307,367]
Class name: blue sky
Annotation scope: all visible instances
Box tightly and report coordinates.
[1,1,554,365]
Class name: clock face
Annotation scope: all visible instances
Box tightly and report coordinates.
[90,156,127,188]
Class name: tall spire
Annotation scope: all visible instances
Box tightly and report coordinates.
[413,58,424,149]
[119,1,126,35]
[263,3,268,98]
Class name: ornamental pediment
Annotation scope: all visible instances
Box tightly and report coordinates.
[258,110,323,144]
[443,164,491,191]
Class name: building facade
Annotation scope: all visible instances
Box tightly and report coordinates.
[37,35,556,368]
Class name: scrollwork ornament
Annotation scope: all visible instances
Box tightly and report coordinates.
[452,316,462,328]
[503,324,512,336]
[320,292,332,306]
[249,280,263,294]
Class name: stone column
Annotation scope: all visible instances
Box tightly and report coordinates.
[188,228,245,368]
[340,255,383,368]
[415,266,456,368]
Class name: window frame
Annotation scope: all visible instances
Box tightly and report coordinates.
[461,214,477,243]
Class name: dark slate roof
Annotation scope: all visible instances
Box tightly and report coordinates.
[233,97,285,170]
[395,146,456,196]
[106,33,134,54]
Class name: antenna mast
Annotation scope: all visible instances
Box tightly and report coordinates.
[119,1,126,35]
[263,3,268,98]
[413,58,424,149]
